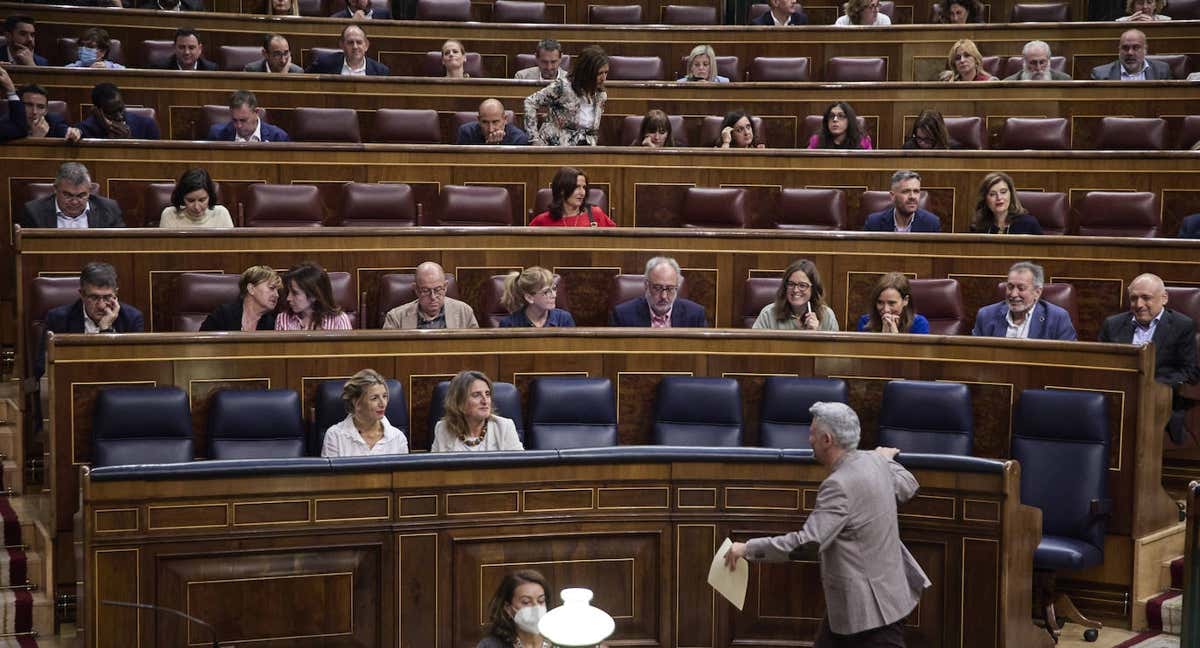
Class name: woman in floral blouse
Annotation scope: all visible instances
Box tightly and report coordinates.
[523,45,609,146]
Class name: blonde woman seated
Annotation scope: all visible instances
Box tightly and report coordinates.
[432,370,525,452]
[753,259,839,331]
[199,265,280,331]
[1117,0,1171,20]
[441,39,469,78]
[322,368,409,457]
[159,168,233,228]
[499,266,576,327]
[939,39,996,81]
[679,45,729,82]
[835,0,892,25]
[267,0,300,15]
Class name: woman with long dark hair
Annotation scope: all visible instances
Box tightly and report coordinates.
[856,272,930,333]
[432,370,524,452]
[477,570,550,648]
[807,102,873,150]
[529,167,615,227]
[970,172,1043,234]
[274,261,352,331]
[523,45,609,146]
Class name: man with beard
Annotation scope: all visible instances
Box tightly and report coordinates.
[1003,41,1072,80]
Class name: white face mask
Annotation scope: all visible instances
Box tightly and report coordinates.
[513,604,547,634]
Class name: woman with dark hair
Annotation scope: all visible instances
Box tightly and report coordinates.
[971,172,1043,234]
[714,110,764,149]
[523,45,609,146]
[321,368,409,457]
[441,39,469,78]
[934,0,983,23]
[499,266,575,327]
[900,109,955,149]
[66,27,125,69]
[529,167,615,227]
[753,259,839,331]
[478,570,550,648]
[432,370,524,452]
[199,265,280,331]
[807,102,873,150]
[856,272,930,333]
[275,261,352,331]
[634,109,674,148]
[159,168,233,228]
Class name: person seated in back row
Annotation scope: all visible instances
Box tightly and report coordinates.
[1003,41,1072,80]
[207,90,290,142]
[499,266,575,328]
[1,16,49,65]
[153,27,218,71]
[972,261,1076,340]
[970,172,1041,234]
[20,162,124,228]
[514,39,566,81]
[243,33,304,74]
[752,0,809,24]
[611,256,707,327]
[200,265,281,331]
[65,28,124,69]
[305,24,390,76]
[1090,29,1174,79]
[856,272,929,333]
[863,170,941,232]
[529,167,615,227]
[456,99,529,145]
[37,262,144,378]
[77,82,161,140]
[383,261,479,329]
[432,370,524,452]
[159,168,234,228]
[331,0,391,19]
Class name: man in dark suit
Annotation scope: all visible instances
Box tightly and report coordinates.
[331,0,391,19]
[456,99,529,145]
[75,82,160,139]
[20,162,125,229]
[1,15,49,65]
[153,27,218,71]
[207,90,290,142]
[972,261,1077,340]
[0,66,27,142]
[305,25,390,76]
[17,83,82,141]
[1178,213,1200,239]
[610,256,707,327]
[863,170,942,233]
[242,34,304,74]
[1090,29,1174,80]
[36,262,144,378]
[750,0,808,24]
[1099,273,1199,443]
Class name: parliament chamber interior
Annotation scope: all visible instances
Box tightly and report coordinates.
[0,0,1199,645]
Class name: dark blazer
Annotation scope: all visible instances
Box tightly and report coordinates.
[153,55,219,71]
[610,297,707,327]
[242,58,304,74]
[1178,213,1200,239]
[0,48,49,66]
[984,212,1043,235]
[972,300,1077,340]
[20,194,125,229]
[77,112,160,140]
[750,9,808,24]
[499,308,575,328]
[305,52,390,76]
[331,6,392,17]
[37,299,145,377]
[1099,308,1199,386]
[138,0,205,8]
[207,120,291,142]
[455,122,529,145]
[1090,58,1173,80]
[200,301,276,332]
[1,98,28,142]
[863,207,942,233]
[45,112,70,138]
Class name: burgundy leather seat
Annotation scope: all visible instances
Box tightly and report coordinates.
[1164,287,1200,372]
[776,188,848,230]
[141,39,175,68]
[858,190,929,223]
[803,114,867,144]
[292,107,361,143]
[997,117,1070,150]
[980,56,1003,79]
[607,56,665,80]
[143,181,223,227]
[748,57,811,81]
[742,277,780,327]
[28,276,81,379]
[433,185,513,226]
[588,4,643,22]
[422,51,487,77]
[1001,55,1067,78]
[173,273,240,331]
[909,278,967,335]
[746,3,770,20]
[58,36,124,65]
[531,187,609,219]
[218,45,262,71]
[662,4,719,23]
[325,272,358,328]
[1094,117,1167,150]
[943,116,986,150]
[375,273,460,327]
[608,274,689,311]
[1166,0,1200,18]
[1148,55,1188,80]
[46,100,68,121]
[492,0,547,21]
[679,55,740,80]
[340,183,419,227]
[242,184,324,227]
[451,110,516,136]
[416,0,471,19]
[682,187,747,228]
[878,0,895,17]
[618,114,687,146]
[699,115,765,147]
[993,281,1079,331]
[373,109,442,144]
[1010,1,1069,21]
[1015,191,1068,235]
[481,272,568,327]
[1075,192,1160,238]
[825,57,887,82]
[1179,116,1200,150]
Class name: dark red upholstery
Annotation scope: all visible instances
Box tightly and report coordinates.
[1164,287,1200,369]
[909,278,967,335]
[142,181,222,227]
[682,188,747,228]
[746,3,769,20]
[326,271,358,328]
[748,57,811,81]
[47,100,68,121]
[825,57,887,82]
[57,36,124,65]
[218,45,262,71]
[1010,1,1068,20]
[482,273,567,327]
[28,276,81,379]
[997,117,1070,150]
[608,274,689,310]
[678,55,740,80]
[515,53,570,72]
[742,277,780,327]
[1001,55,1067,78]
[242,184,323,227]
[531,187,609,218]
[699,115,766,147]
[662,4,718,23]
[858,190,929,223]
[199,104,268,139]
[415,0,470,19]
[618,114,687,146]
[373,109,442,144]
[1168,0,1200,17]
[980,56,1003,79]
[308,47,340,65]
[1075,192,1159,238]
[492,0,547,21]
[1095,117,1167,150]
[1015,191,1068,235]
[297,0,322,15]
[588,4,643,22]
[1179,116,1200,150]
[944,116,986,150]
[141,39,175,68]
[878,0,895,17]
[776,188,848,230]
[173,273,240,331]
[607,56,665,80]
[1148,55,1189,80]
[292,107,361,143]
[375,273,460,327]
[340,183,419,227]
[433,185,513,226]
[993,281,1079,331]
[422,51,486,77]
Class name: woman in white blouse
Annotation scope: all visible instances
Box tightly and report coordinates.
[835,0,892,24]
[432,371,524,452]
[322,369,410,457]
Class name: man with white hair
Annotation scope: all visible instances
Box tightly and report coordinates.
[1003,41,1073,80]
[725,402,929,647]
[610,256,707,327]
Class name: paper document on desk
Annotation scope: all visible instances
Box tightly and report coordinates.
[707,537,748,610]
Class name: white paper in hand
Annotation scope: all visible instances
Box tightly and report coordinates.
[708,537,748,611]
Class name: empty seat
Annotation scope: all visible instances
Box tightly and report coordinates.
[980,56,1004,79]
[1168,0,1200,18]
[526,377,618,449]
[207,389,306,459]
[679,55,740,81]
[878,0,895,17]
[1010,1,1068,20]
[308,47,341,66]
[1075,192,1159,238]
[1001,55,1067,78]
[997,117,1070,150]
[746,2,770,20]
[92,387,193,467]
[759,377,849,448]
[908,278,967,335]
[492,0,547,21]
[58,36,124,65]
[943,116,986,150]
[173,273,239,331]
[776,188,847,230]
[375,273,460,327]
[516,52,571,72]
[1148,55,1188,80]
[608,274,689,312]
[340,182,419,227]
[327,271,359,328]
[141,39,175,67]
[416,0,471,19]
[428,380,525,445]
[124,107,158,133]
[1179,115,1200,150]
[607,56,665,81]
[532,187,609,217]
[618,114,687,146]
[1164,287,1200,361]
[994,281,1079,330]
[1016,191,1068,235]
[662,4,718,23]
[652,376,743,446]
[749,57,811,82]
[588,3,642,22]
[373,109,443,144]
[699,115,765,148]
[293,107,361,143]
[682,187,747,228]
[741,277,779,327]
[218,45,262,71]
[1094,117,1167,150]
[825,57,887,82]
[242,184,324,227]
[878,380,973,455]
[312,378,409,454]
[433,185,513,226]
[422,51,487,77]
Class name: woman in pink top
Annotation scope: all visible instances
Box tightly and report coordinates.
[807,102,873,150]
[275,261,353,331]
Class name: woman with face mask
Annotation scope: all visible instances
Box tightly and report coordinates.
[66,28,125,69]
[479,570,550,648]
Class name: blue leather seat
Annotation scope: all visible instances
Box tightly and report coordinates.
[877,380,973,455]
[312,378,409,455]
[527,377,617,449]
[652,377,742,447]
[427,381,525,448]
[92,387,194,467]
[207,389,306,460]
[759,377,848,448]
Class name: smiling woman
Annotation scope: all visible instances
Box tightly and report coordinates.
[432,370,525,452]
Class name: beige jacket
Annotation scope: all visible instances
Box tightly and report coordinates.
[382,297,479,329]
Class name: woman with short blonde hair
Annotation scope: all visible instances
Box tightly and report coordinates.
[199,265,280,331]
[679,44,729,82]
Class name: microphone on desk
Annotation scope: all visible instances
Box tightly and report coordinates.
[102,599,220,647]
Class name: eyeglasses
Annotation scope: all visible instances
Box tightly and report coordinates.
[828,113,847,121]
[417,286,447,298]
[649,284,678,295]
[268,49,291,59]
[786,281,812,292]
[537,286,558,297]
[83,292,117,303]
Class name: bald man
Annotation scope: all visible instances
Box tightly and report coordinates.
[305,24,390,76]
[1090,29,1174,80]
[382,262,479,329]
[455,98,529,145]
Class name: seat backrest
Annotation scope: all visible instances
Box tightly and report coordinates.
[776,188,847,230]
[373,109,442,144]
[92,386,194,467]
[682,187,747,228]
[434,185,513,226]
[207,389,306,459]
[125,106,158,132]
[1095,117,1167,150]
[1001,55,1066,78]
[242,184,324,227]
[28,276,80,378]
[312,378,408,454]
[1015,191,1068,235]
[1179,115,1200,150]
[292,107,361,143]
[748,56,811,82]
[858,190,930,223]
[1075,191,1159,238]
[340,182,418,227]
[416,0,471,19]
[653,377,743,446]
[824,57,887,82]
[327,271,358,328]
[450,110,516,137]
[375,273,460,327]
[173,273,240,332]
[746,2,770,20]
[422,51,487,77]
[428,380,525,445]
[663,3,719,23]
[878,380,973,455]
[943,116,985,150]
[618,114,687,147]
[218,45,262,71]
[1148,54,1188,80]
[141,39,175,67]
[759,377,849,448]
[608,274,690,311]
[1165,287,1200,327]
[997,117,1070,150]
[532,187,609,216]
[1168,0,1200,18]
[492,0,547,21]
[699,115,766,148]
[994,281,1079,330]
[908,278,966,335]
[1012,389,1109,547]
[742,277,780,327]
[678,55,740,81]
[47,100,68,121]
[980,56,1003,79]
[527,377,617,449]
[588,3,642,22]
[607,55,665,80]
[1010,1,1068,20]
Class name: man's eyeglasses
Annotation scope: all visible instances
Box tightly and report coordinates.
[649,284,678,295]
[83,292,117,303]
[417,286,447,298]
[268,49,291,59]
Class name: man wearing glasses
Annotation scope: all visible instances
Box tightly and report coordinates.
[243,34,304,74]
[36,262,144,378]
[383,262,479,329]
[610,256,707,327]
[20,162,125,229]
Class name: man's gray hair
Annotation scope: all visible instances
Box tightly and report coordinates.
[55,162,91,187]
[890,169,921,188]
[80,261,118,289]
[1009,261,1044,288]
[1023,40,1052,57]
[644,256,683,284]
[809,401,860,450]
[536,38,561,53]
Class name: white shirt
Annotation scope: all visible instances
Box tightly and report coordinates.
[834,12,891,25]
[1132,311,1163,346]
[1004,305,1034,339]
[235,119,262,143]
[431,417,524,452]
[56,200,90,229]
[1121,61,1150,81]
[321,414,409,457]
[770,10,790,24]
[84,315,101,333]
[892,211,913,232]
[341,58,367,75]
[576,100,598,130]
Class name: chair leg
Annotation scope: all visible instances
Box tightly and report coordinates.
[1052,591,1103,630]
[1035,571,1061,643]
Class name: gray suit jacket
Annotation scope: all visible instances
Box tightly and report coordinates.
[1002,68,1073,80]
[243,58,304,74]
[1090,58,1173,80]
[382,296,479,329]
[745,450,930,635]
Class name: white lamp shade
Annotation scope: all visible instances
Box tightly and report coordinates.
[538,588,615,647]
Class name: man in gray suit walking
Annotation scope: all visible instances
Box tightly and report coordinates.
[725,402,929,647]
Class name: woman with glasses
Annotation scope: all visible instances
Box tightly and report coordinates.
[939,39,996,81]
[753,259,839,331]
[714,110,764,149]
[529,167,615,227]
[807,102,873,150]
[901,109,958,149]
[499,266,575,328]
[836,0,892,24]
